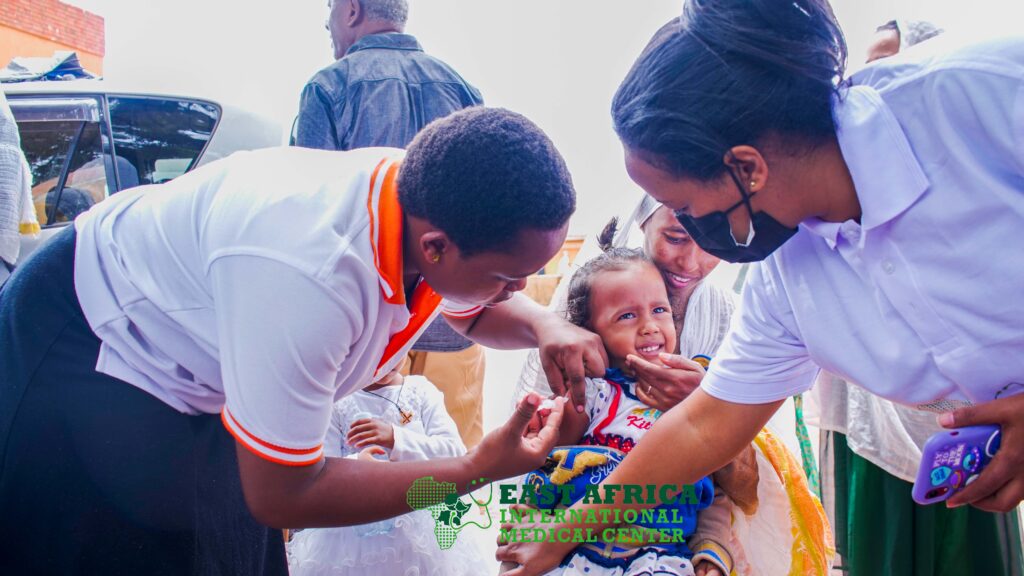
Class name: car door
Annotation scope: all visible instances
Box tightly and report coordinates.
[8,94,114,256]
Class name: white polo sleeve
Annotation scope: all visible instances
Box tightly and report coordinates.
[210,255,365,466]
[701,260,818,404]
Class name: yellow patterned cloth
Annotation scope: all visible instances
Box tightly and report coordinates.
[725,428,835,575]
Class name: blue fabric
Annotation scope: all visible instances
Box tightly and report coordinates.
[524,443,712,536]
[294,32,483,352]
[604,367,634,384]
[567,543,695,570]
[604,368,645,403]
[524,367,715,541]
[600,367,715,533]
[295,33,483,152]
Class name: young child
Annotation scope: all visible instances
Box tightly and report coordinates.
[510,245,736,576]
[287,359,491,576]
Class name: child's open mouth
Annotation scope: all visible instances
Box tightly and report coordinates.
[636,343,664,358]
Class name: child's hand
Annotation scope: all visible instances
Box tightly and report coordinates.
[356,446,388,461]
[347,418,395,449]
[471,393,566,480]
[526,408,548,435]
[694,560,723,576]
[526,398,558,435]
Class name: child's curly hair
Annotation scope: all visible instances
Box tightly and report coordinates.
[565,218,652,327]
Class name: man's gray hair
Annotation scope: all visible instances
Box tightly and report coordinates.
[363,0,409,25]
[898,20,943,50]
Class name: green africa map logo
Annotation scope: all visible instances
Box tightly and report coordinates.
[406,476,493,549]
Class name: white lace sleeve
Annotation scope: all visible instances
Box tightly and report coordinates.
[390,376,466,461]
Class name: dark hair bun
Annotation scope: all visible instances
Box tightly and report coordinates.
[683,0,846,92]
[613,1,848,180]
[598,217,619,252]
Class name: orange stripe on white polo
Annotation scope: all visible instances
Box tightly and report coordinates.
[441,305,485,319]
[366,158,404,305]
[375,280,443,375]
[364,155,483,374]
[221,407,323,467]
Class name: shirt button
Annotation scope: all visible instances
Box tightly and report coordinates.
[882,261,896,274]
[841,223,860,241]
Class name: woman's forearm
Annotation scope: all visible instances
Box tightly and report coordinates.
[237,446,488,529]
[240,391,567,529]
[448,293,552,350]
[298,454,485,527]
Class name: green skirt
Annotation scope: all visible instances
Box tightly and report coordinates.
[832,433,1023,576]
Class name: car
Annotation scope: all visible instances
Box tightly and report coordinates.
[3,79,283,261]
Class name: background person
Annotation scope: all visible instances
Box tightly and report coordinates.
[295,0,488,449]
[287,358,491,576]
[0,90,39,283]
[866,19,944,63]
[514,195,833,575]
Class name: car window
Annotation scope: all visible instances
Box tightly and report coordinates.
[56,122,107,223]
[11,97,109,226]
[108,96,218,188]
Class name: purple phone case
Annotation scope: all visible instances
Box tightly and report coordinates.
[912,424,1001,505]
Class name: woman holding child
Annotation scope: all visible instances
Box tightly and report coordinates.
[500,0,1024,574]
[512,194,832,576]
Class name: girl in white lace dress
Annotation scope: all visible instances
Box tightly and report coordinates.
[288,364,492,576]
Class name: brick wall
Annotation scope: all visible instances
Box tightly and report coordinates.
[0,0,104,57]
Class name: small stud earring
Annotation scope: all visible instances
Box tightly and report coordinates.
[750,181,757,190]
[431,254,441,263]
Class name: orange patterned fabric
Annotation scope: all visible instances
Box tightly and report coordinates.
[753,428,836,575]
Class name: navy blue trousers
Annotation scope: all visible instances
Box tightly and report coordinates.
[0,226,287,575]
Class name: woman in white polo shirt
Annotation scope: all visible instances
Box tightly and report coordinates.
[0,108,604,574]
[496,1,1024,573]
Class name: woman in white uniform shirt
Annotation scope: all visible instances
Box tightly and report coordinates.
[0,108,603,574]
[497,1,1024,573]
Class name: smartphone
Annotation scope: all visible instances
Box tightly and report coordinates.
[912,424,1001,505]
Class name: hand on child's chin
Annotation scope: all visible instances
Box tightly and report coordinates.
[626,353,668,370]
[625,352,706,412]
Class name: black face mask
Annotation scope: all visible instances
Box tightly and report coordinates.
[673,170,798,263]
